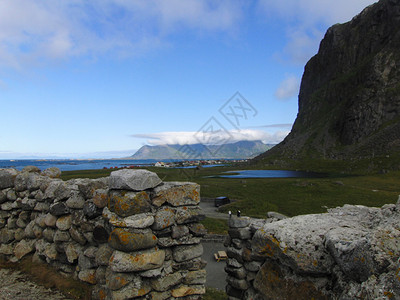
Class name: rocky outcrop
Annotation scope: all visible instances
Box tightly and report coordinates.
[258,0,400,164]
[0,167,206,300]
[225,202,400,299]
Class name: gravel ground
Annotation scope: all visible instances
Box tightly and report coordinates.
[0,268,69,300]
[201,241,227,291]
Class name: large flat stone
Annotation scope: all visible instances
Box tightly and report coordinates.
[109,169,162,191]
[109,248,165,272]
[103,207,154,228]
[152,182,200,207]
[109,190,151,217]
[108,228,158,252]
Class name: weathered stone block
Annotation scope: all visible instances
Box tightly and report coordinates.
[172,257,207,271]
[152,207,175,230]
[103,207,154,229]
[69,226,87,245]
[109,190,151,217]
[14,239,35,259]
[42,167,61,178]
[109,248,166,272]
[184,269,207,285]
[151,272,183,292]
[225,266,247,279]
[92,189,109,208]
[251,214,336,274]
[0,169,17,189]
[83,201,102,219]
[172,225,189,239]
[171,285,205,297]
[66,242,83,264]
[54,230,70,242]
[228,227,252,240]
[56,214,72,231]
[152,182,200,207]
[79,269,97,284]
[66,192,85,209]
[0,228,14,244]
[188,223,207,237]
[43,228,55,242]
[95,244,113,266]
[108,228,158,252]
[110,280,151,300]
[175,207,205,224]
[109,169,162,191]
[49,202,70,216]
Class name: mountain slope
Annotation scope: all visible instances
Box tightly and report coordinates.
[256,0,400,170]
[131,141,274,160]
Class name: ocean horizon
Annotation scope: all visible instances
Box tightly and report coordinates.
[0,159,160,171]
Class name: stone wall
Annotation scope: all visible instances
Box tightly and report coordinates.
[225,203,400,299]
[0,167,207,300]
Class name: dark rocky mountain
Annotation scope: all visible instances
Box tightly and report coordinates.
[131,140,274,160]
[257,0,400,168]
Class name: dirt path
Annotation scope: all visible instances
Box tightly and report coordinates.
[0,268,69,300]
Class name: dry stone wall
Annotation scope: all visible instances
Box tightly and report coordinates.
[0,167,207,300]
[225,203,400,299]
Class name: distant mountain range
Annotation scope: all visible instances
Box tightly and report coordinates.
[130,140,274,160]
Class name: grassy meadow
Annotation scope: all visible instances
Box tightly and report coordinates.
[61,165,400,218]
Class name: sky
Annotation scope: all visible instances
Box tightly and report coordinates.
[0,0,378,159]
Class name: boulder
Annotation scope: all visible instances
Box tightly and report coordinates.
[251,214,337,274]
[109,169,162,191]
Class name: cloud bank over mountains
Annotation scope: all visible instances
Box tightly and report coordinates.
[131,127,290,146]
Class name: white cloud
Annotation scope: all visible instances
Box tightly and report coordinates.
[275,75,300,100]
[0,0,242,70]
[131,128,289,145]
[259,0,378,64]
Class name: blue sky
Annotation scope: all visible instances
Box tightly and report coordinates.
[0,0,377,159]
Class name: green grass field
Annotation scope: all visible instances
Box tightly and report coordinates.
[61,165,399,218]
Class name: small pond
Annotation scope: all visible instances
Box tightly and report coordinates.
[211,170,327,179]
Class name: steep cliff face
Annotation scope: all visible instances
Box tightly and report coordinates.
[262,0,400,162]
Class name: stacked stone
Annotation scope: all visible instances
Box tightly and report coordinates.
[97,169,207,299]
[224,216,266,300]
[0,167,207,300]
[225,203,400,299]
[0,166,110,283]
